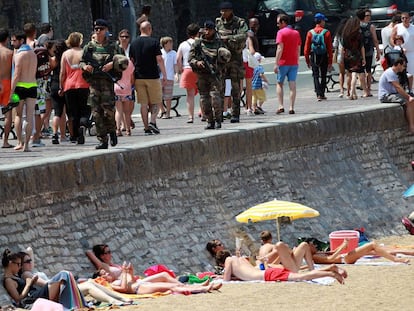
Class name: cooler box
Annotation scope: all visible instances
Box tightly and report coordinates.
[329,230,360,254]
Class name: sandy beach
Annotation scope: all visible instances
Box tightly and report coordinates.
[103,234,414,311]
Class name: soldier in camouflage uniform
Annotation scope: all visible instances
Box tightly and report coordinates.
[80,19,124,149]
[215,1,248,123]
[189,21,231,129]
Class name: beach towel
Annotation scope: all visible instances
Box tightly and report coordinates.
[49,271,86,310]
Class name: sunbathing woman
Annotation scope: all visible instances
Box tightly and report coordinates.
[309,239,410,264]
[2,249,86,309]
[86,244,123,280]
[17,251,130,306]
[109,262,222,295]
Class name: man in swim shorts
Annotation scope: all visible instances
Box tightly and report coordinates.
[216,249,347,284]
[10,31,38,152]
[0,28,14,148]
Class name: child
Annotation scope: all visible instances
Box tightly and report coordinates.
[160,36,178,119]
[251,52,268,115]
[392,35,413,93]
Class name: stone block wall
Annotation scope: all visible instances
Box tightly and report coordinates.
[1,106,414,304]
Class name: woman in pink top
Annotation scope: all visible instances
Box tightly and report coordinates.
[60,32,90,145]
[115,29,135,136]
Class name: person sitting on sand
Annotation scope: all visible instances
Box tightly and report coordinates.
[86,244,123,280]
[206,239,226,274]
[216,250,347,284]
[109,262,222,295]
[257,231,315,272]
[18,249,132,306]
[309,239,410,264]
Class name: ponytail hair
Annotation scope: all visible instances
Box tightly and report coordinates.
[2,249,19,268]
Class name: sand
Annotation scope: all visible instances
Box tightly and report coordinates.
[100,235,414,311]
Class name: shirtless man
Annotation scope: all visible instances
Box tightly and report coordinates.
[0,29,14,148]
[257,230,314,271]
[10,31,37,151]
[216,250,347,284]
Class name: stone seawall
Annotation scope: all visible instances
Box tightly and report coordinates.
[1,105,414,303]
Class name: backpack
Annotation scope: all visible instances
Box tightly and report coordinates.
[310,29,328,55]
[34,46,51,79]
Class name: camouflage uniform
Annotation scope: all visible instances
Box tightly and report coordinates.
[189,35,226,128]
[81,39,123,144]
[216,15,248,121]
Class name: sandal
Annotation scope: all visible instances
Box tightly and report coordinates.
[187,118,193,123]
[116,130,123,137]
[126,130,131,136]
[276,108,285,114]
[158,111,166,118]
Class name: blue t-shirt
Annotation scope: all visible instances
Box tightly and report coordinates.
[252,65,264,90]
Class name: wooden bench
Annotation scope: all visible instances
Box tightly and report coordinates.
[162,95,185,117]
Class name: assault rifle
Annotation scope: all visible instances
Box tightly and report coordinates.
[82,43,124,89]
[194,41,217,76]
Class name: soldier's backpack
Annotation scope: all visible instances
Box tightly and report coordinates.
[34,46,51,79]
[310,29,328,55]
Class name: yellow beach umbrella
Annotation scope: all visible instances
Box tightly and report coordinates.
[236,199,320,241]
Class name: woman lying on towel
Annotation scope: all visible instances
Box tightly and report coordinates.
[2,249,86,309]
[17,249,132,306]
[308,239,410,264]
[109,262,222,295]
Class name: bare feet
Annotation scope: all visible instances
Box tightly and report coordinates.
[208,282,223,292]
[14,143,24,151]
[329,264,348,280]
[200,278,210,286]
[394,257,410,264]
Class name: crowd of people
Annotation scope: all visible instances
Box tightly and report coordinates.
[1,3,414,152]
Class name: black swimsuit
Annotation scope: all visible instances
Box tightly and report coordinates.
[3,275,49,307]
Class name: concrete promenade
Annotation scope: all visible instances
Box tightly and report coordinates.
[0,79,402,170]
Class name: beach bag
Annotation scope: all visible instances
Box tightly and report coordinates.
[31,298,64,311]
[310,29,328,55]
[402,216,414,235]
[144,264,176,278]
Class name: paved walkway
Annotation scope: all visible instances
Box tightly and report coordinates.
[0,69,398,170]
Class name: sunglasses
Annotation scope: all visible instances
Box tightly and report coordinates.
[119,35,129,38]
[94,27,105,31]
[24,259,32,264]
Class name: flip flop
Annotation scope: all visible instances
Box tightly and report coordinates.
[1,144,14,148]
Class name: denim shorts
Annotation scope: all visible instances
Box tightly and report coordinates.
[277,65,298,83]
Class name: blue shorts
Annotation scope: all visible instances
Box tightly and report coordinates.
[277,65,298,83]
